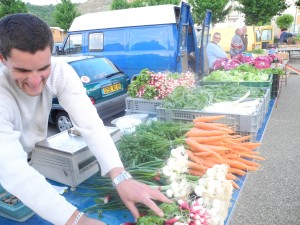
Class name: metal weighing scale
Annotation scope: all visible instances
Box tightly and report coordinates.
[30,126,120,191]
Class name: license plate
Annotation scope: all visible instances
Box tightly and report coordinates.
[102,83,122,94]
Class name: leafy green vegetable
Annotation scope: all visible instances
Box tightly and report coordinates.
[162,86,213,110]
[116,121,192,167]
[161,84,267,110]
[137,203,188,225]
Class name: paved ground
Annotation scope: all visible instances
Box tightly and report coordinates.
[229,56,300,225]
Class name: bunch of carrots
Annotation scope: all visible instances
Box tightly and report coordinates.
[185,115,265,189]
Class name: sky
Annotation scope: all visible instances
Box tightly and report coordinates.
[22,0,88,5]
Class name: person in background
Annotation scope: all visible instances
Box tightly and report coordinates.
[229,26,245,58]
[279,28,294,44]
[241,25,248,52]
[206,32,227,70]
[0,13,171,225]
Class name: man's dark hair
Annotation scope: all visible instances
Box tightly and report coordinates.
[0,13,53,59]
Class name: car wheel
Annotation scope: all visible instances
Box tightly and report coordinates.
[55,111,73,132]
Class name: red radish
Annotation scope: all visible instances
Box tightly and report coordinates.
[165,216,181,224]
[178,199,190,210]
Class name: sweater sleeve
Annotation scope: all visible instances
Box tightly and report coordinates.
[48,60,124,176]
[0,96,76,225]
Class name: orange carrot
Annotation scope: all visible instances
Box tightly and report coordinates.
[229,135,252,143]
[232,157,261,167]
[188,169,205,177]
[193,152,215,157]
[226,172,238,180]
[228,167,247,176]
[189,135,226,144]
[238,142,262,150]
[200,144,231,153]
[194,122,234,133]
[186,138,222,159]
[231,181,240,189]
[236,152,266,161]
[193,115,226,123]
[188,161,207,173]
[186,129,226,137]
[186,149,204,165]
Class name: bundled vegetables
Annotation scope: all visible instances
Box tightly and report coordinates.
[80,117,265,224]
[128,69,195,99]
[162,84,267,110]
[185,115,264,189]
[212,53,281,71]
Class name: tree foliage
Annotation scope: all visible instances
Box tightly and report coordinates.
[189,0,231,26]
[275,14,294,30]
[111,0,180,10]
[53,0,80,32]
[26,3,56,26]
[235,0,288,25]
[0,0,27,18]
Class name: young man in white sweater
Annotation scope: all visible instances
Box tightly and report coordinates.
[0,14,171,225]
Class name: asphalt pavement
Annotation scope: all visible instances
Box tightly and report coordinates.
[229,55,300,225]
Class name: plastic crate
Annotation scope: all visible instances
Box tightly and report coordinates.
[260,87,271,117]
[125,97,162,115]
[156,99,265,133]
[0,185,35,222]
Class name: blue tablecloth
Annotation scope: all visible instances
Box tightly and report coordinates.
[0,99,275,225]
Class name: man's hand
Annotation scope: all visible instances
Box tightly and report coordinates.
[115,179,172,218]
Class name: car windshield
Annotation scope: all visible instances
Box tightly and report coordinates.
[69,57,120,81]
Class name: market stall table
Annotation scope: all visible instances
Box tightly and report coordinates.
[0,99,275,225]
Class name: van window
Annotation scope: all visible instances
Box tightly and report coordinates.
[64,34,82,54]
[89,33,104,51]
[129,26,168,50]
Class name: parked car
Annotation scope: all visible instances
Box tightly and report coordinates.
[49,55,130,132]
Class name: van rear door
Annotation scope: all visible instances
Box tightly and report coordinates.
[177,2,192,73]
[177,2,200,74]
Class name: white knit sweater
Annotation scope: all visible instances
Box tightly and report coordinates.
[0,58,123,224]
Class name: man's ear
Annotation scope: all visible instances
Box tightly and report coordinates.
[0,54,6,65]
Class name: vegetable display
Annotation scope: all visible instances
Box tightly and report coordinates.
[128,69,195,99]
[212,53,280,71]
[79,116,265,225]
[162,84,267,111]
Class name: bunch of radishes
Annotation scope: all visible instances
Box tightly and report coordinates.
[147,71,195,99]
[163,199,211,225]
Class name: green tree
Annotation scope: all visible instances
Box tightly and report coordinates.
[111,0,129,10]
[276,14,294,30]
[0,0,27,17]
[235,0,288,25]
[189,0,231,26]
[53,0,80,32]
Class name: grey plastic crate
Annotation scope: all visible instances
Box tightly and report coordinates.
[156,98,265,133]
[261,87,271,117]
[125,97,162,115]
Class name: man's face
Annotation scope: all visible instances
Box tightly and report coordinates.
[213,35,221,44]
[0,46,52,96]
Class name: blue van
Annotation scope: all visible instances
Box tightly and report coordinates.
[57,2,203,79]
